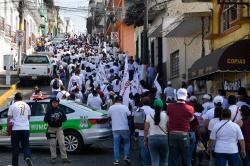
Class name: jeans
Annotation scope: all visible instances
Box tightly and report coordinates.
[139,136,151,166]
[168,133,192,166]
[242,150,250,166]
[11,130,31,166]
[148,135,168,166]
[189,132,196,161]
[52,91,59,97]
[113,130,130,161]
[215,153,241,166]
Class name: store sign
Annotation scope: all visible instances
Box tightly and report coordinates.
[226,58,246,65]
[224,80,241,92]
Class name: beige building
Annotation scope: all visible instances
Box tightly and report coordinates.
[146,0,211,88]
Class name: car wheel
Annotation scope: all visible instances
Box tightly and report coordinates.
[64,131,83,154]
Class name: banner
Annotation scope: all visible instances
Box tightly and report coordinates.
[153,74,162,99]
[131,70,140,95]
[120,56,130,105]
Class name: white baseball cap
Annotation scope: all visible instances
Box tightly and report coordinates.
[167,81,172,85]
[177,88,188,100]
[213,96,224,104]
[202,94,211,100]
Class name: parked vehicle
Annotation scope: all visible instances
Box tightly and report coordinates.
[0,99,112,153]
[18,54,52,84]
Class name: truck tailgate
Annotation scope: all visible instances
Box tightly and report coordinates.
[20,64,51,76]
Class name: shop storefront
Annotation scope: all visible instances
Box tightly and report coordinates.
[188,39,250,96]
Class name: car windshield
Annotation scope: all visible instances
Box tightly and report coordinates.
[24,56,49,64]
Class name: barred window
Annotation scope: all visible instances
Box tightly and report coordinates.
[170,50,179,78]
[221,2,240,32]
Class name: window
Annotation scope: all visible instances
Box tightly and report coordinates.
[29,103,49,116]
[170,50,180,78]
[0,109,8,118]
[221,2,240,32]
[24,56,49,64]
[58,105,75,114]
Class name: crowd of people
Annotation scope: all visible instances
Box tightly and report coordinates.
[8,33,250,166]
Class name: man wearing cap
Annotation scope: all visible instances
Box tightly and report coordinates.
[163,81,176,102]
[167,88,194,166]
[202,96,224,121]
[7,92,33,166]
[108,96,131,165]
[44,97,71,164]
[202,94,214,114]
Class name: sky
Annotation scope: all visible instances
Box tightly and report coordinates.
[54,0,89,34]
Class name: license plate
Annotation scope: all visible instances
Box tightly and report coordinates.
[31,76,37,79]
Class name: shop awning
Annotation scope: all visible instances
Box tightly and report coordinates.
[164,11,210,37]
[188,39,250,80]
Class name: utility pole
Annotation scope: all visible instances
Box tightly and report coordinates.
[56,6,59,36]
[17,0,24,67]
[142,0,149,64]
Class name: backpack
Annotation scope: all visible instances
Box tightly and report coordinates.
[134,108,146,130]
[52,79,60,89]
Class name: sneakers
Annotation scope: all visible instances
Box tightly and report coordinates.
[113,160,119,165]
[62,158,72,163]
[124,157,131,165]
[25,158,33,166]
[50,158,57,164]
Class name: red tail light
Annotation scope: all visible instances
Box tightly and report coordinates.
[47,68,50,74]
[89,118,108,125]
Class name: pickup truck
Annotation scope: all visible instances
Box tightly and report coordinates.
[18,55,52,84]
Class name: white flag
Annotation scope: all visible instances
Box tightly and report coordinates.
[120,57,130,105]
[153,74,162,99]
[131,70,140,95]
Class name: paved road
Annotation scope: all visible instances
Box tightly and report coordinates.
[0,140,141,166]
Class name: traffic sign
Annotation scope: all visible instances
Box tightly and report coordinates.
[16,30,24,42]
[111,32,119,42]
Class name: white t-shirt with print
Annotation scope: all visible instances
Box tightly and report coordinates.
[7,101,31,130]
[210,120,244,153]
[146,112,168,136]
[108,103,131,131]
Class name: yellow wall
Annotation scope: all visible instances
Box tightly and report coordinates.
[211,0,250,49]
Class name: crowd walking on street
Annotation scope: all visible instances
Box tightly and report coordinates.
[4,33,250,166]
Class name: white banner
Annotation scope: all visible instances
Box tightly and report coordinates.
[120,57,130,105]
[131,70,140,95]
[153,74,162,99]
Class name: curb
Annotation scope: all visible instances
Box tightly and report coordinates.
[0,83,17,107]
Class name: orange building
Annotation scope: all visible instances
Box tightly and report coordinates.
[106,0,136,57]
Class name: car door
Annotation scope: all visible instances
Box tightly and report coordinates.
[28,102,49,145]
[0,108,10,145]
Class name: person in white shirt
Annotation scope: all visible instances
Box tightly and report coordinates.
[137,97,155,166]
[202,94,214,114]
[228,95,242,122]
[144,99,168,166]
[108,96,131,165]
[203,96,224,122]
[87,90,103,110]
[68,69,81,92]
[163,81,175,102]
[50,75,63,97]
[7,92,33,166]
[56,86,70,100]
[209,108,246,166]
[111,78,121,95]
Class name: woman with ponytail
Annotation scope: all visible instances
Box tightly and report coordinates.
[144,99,169,166]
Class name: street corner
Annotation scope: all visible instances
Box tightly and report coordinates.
[0,82,18,107]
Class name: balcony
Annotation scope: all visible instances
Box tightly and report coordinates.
[5,24,11,38]
[148,0,168,12]
[0,17,4,31]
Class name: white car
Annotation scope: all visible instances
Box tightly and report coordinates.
[0,99,112,153]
